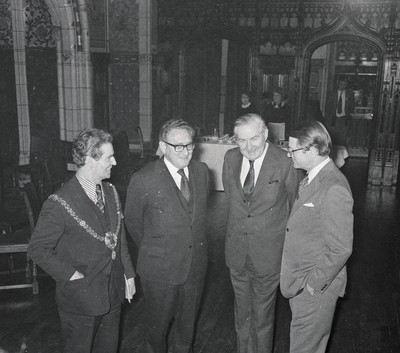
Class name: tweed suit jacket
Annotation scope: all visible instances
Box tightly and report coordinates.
[124,158,209,285]
[28,176,135,316]
[223,143,299,276]
[280,160,354,299]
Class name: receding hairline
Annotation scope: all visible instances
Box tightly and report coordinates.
[233,114,267,135]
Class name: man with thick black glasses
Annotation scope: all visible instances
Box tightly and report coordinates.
[125,119,209,353]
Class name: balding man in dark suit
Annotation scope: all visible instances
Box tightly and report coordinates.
[125,119,209,353]
[223,113,299,353]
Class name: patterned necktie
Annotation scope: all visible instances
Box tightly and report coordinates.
[96,184,105,212]
[178,169,190,202]
[337,91,343,115]
[297,175,309,199]
[243,160,255,200]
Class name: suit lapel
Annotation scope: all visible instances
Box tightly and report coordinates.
[103,183,118,233]
[65,178,108,235]
[290,160,335,215]
[253,144,279,193]
[231,149,245,198]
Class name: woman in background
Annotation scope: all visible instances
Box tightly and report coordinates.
[263,87,291,141]
[238,91,259,117]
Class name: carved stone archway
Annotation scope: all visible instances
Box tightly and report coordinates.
[295,15,399,186]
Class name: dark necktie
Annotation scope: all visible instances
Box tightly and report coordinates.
[178,169,190,202]
[243,160,255,200]
[337,91,343,115]
[96,184,105,212]
[297,175,309,199]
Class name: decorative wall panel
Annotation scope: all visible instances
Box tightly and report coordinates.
[25,0,55,48]
[0,0,12,48]
[109,0,138,52]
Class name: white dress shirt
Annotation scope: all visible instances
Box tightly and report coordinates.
[240,143,269,187]
[307,157,331,184]
[164,157,189,189]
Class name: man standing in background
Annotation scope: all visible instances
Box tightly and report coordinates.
[327,77,355,146]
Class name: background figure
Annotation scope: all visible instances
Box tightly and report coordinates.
[124,119,209,353]
[263,87,291,142]
[281,121,354,353]
[326,77,355,146]
[223,113,298,353]
[238,91,259,118]
[28,128,136,353]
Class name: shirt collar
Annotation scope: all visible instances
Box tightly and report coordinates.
[163,157,189,179]
[307,157,331,183]
[242,142,269,170]
[76,173,99,203]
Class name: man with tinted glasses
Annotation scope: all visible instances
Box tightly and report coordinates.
[125,119,209,353]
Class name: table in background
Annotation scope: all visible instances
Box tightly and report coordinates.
[194,141,237,191]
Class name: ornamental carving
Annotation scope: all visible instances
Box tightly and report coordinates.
[0,0,12,48]
[26,0,56,48]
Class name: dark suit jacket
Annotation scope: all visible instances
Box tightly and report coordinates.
[280,160,354,298]
[28,176,135,316]
[124,158,209,285]
[327,88,355,124]
[223,143,299,276]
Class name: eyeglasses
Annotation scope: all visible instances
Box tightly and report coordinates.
[287,147,305,157]
[162,141,195,152]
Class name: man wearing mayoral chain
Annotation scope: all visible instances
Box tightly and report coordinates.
[29,128,136,353]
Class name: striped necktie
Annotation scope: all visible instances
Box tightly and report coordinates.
[297,175,309,199]
[96,184,105,212]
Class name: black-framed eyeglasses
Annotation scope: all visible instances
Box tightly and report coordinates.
[162,141,195,152]
[287,147,305,156]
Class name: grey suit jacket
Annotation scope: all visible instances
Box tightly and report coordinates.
[124,158,209,285]
[223,143,299,275]
[280,160,354,298]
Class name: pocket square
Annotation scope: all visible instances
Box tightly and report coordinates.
[303,202,314,207]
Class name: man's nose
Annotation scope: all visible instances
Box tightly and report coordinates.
[111,156,117,165]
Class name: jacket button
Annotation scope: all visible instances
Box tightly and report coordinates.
[244,232,248,236]
[247,215,251,218]
[243,199,246,203]
[286,228,289,232]
[189,245,192,249]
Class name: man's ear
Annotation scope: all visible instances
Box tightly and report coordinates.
[263,129,269,141]
[85,155,93,167]
[309,146,319,157]
[159,141,167,155]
